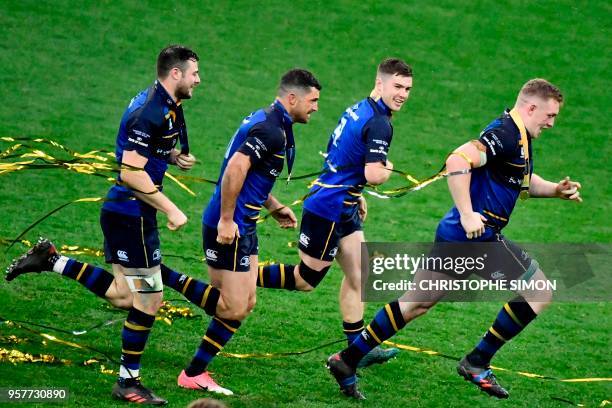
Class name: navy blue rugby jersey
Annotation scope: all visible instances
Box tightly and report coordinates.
[102,81,187,219]
[303,97,392,222]
[437,109,533,241]
[203,100,292,235]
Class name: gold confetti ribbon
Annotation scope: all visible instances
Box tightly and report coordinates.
[0,347,71,365]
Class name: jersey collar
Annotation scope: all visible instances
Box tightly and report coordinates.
[155,80,180,108]
[369,97,392,116]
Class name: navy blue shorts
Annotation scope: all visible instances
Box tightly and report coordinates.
[202,224,258,272]
[298,209,362,262]
[100,210,161,268]
[429,233,538,281]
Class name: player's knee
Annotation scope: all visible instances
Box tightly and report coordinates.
[223,307,250,321]
[217,295,250,321]
[246,295,256,314]
[411,302,435,318]
[294,273,315,292]
[539,287,554,307]
[297,261,330,289]
[108,295,132,310]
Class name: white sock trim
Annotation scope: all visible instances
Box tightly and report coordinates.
[119,365,139,379]
[52,256,69,274]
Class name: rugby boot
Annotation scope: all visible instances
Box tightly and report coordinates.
[5,237,57,281]
[326,353,365,400]
[111,377,168,405]
[457,356,509,399]
[357,345,400,368]
[178,370,234,396]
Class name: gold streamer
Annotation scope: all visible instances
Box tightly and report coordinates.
[384,341,612,383]
[0,347,70,365]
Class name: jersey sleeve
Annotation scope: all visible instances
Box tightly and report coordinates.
[237,122,285,165]
[363,115,393,164]
[479,128,517,162]
[124,112,158,158]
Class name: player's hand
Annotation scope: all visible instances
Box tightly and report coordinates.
[358,196,368,222]
[460,211,487,239]
[556,176,582,202]
[271,206,297,229]
[217,218,240,244]
[170,149,196,171]
[167,208,188,231]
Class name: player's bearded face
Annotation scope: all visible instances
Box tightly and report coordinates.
[293,88,320,123]
[175,60,201,100]
[379,74,412,112]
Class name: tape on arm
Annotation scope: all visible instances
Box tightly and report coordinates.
[469,139,487,167]
[448,151,473,168]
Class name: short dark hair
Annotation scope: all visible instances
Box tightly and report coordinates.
[157,45,199,79]
[278,68,322,96]
[519,78,563,104]
[377,58,412,77]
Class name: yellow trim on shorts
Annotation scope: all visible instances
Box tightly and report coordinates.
[258,265,264,286]
[320,222,336,260]
[233,237,239,271]
[140,217,149,268]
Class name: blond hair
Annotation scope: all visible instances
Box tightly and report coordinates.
[518,78,563,104]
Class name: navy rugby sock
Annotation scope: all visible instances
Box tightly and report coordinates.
[343,320,365,346]
[119,307,155,380]
[185,316,241,377]
[256,263,296,290]
[160,264,220,316]
[341,300,406,368]
[54,258,114,298]
[467,296,537,366]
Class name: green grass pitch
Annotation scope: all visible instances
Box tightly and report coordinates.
[0,1,610,407]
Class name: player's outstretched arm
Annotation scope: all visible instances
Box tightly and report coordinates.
[530,174,582,202]
[121,149,187,230]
